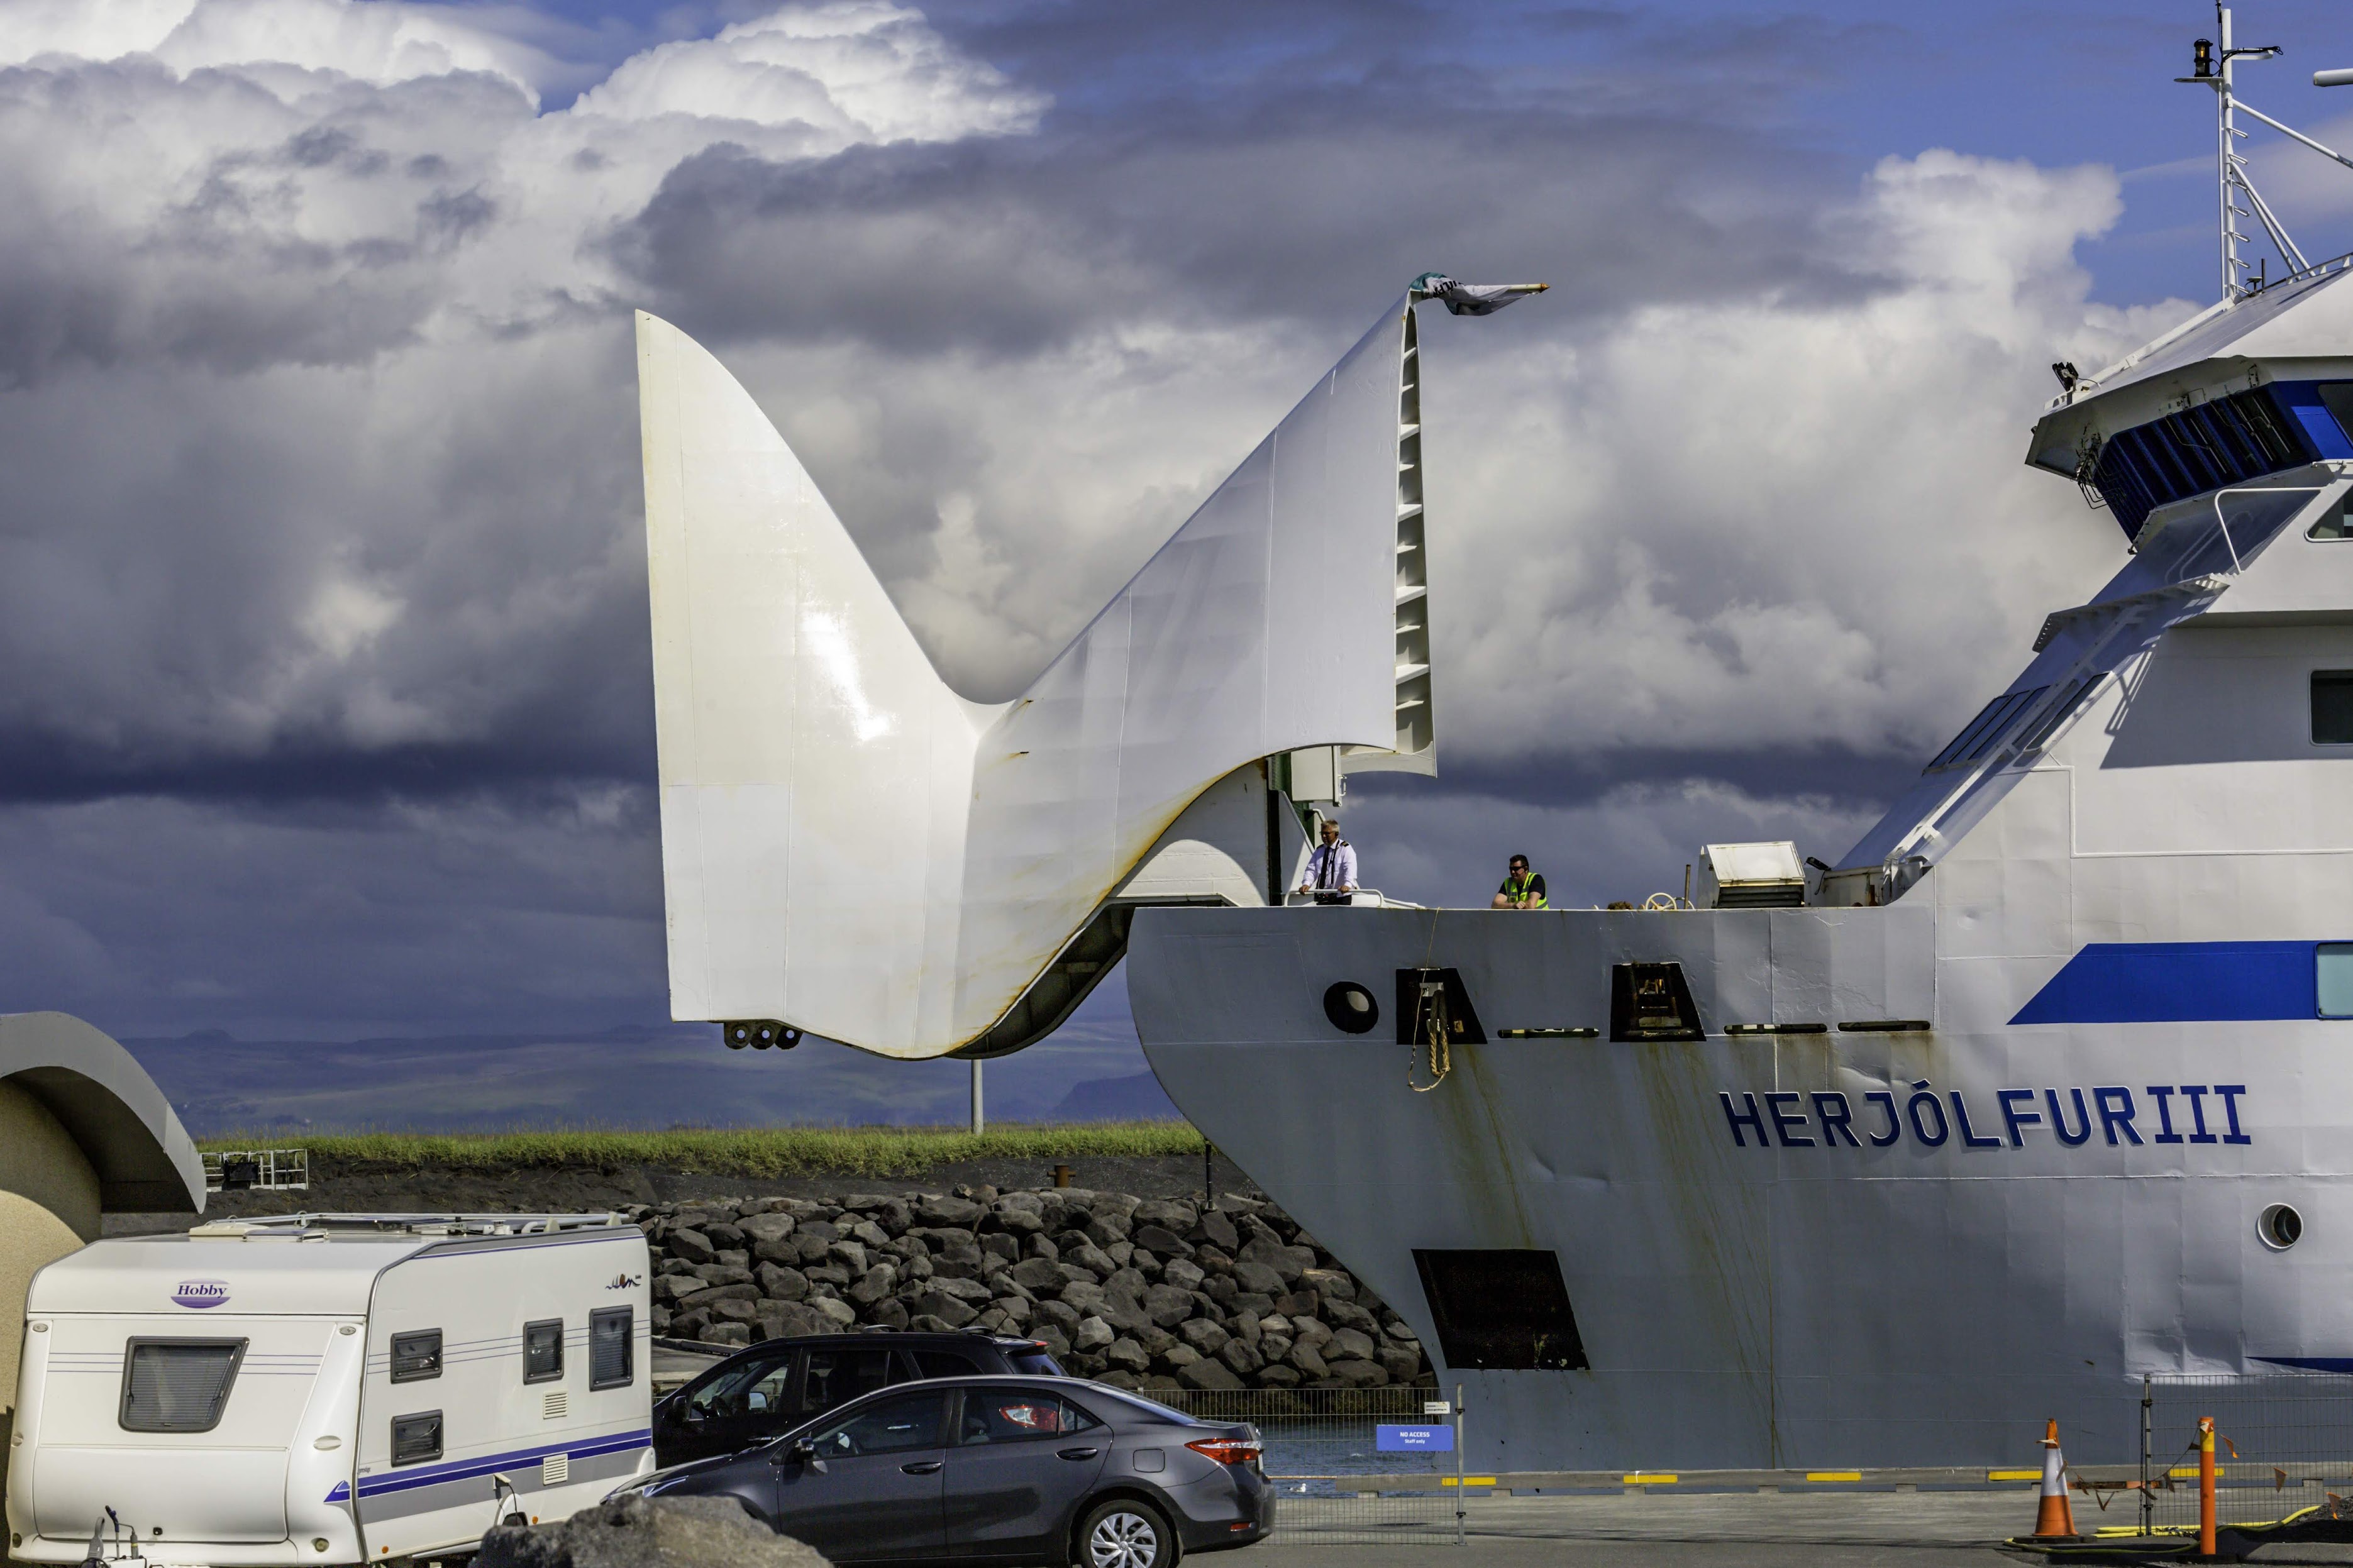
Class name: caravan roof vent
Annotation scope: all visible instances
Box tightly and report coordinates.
[1698,842,1807,910]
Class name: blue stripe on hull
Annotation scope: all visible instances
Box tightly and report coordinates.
[2010,942,2318,1024]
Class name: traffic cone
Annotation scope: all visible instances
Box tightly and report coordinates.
[2032,1418,2078,1539]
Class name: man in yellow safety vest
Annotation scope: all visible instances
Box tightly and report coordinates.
[1492,854,1547,910]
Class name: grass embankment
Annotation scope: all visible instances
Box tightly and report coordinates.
[192,1124,1205,1178]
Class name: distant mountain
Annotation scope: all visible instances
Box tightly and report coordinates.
[118,978,1164,1135]
[1048,1071,1182,1122]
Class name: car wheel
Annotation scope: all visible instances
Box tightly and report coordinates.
[1078,1499,1178,1568]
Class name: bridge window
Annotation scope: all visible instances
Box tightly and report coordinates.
[2313,671,2353,744]
[2319,945,2353,1019]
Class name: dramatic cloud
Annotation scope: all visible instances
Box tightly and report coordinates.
[0,0,2194,1056]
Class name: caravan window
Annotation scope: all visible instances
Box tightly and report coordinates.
[119,1339,246,1433]
[390,1411,443,1466]
[589,1306,633,1390]
[523,1320,564,1384]
[390,1330,441,1383]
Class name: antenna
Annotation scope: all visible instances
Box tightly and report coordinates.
[2173,4,2353,304]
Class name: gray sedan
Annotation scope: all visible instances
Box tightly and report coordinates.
[611,1374,1273,1567]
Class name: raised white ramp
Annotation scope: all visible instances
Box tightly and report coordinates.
[638,296,1454,1057]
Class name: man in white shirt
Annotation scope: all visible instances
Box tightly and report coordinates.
[1298,817,1358,905]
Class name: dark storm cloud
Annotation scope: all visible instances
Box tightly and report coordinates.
[612,60,1858,360]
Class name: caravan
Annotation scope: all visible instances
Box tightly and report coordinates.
[6,1213,653,1565]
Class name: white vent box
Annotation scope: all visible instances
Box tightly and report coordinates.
[1698,841,1807,909]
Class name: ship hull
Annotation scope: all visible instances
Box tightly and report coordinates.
[1129,901,2344,1472]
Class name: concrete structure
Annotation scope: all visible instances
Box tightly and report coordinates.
[0,1012,204,1502]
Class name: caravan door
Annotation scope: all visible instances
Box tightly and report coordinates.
[29,1314,329,1544]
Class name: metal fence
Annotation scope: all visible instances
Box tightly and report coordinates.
[200,1147,309,1191]
[1150,1386,1473,1545]
[2070,1375,2353,1543]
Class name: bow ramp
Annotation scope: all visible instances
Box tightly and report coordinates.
[637,297,1446,1059]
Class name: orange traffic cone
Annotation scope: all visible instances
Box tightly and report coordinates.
[2032,1418,2078,1539]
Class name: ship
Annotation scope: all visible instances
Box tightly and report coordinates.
[631,11,2353,1469]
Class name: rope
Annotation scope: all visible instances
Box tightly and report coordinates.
[1409,991,1451,1093]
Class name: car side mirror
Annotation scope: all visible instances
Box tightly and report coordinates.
[779,1437,825,1474]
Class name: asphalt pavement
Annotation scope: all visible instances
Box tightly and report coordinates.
[1227,1487,2353,1567]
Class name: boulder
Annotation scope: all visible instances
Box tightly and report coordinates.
[1324,1299,1380,1335]
[916,1194,987,1227]
[1034,1298,1082,1335]
[1217,1339,1265,1378]
[1287,1342,1329,1379]
[1376,1345,1424,1383]
[908,1291,978,1329]
[1105,1267,1148,1300]
[755,1263,810,1303]
[992,1200,1045,1235]
[809,1296,858,1328]
[702,1222,747,1249]
[1139,1281,1195,1328]
[667,1228,716,1266]
[1254,1362,1302,1388]
[927,1275,994,1304]
[1298,1267,1354,1301]
[1190,1210,1241,1253]
[1237,1237,1309,1286]
[476,1493,831,1568]
[828,1241,869,1275]
[1161,1259,1205,1293]
[677,1282,758,1310]
[1081,1214,1131,1249]
[848,1266,899,1306]
[979,1233,1021,1266]
[844,1221,890,1250]
[1073,1315,1116,1352]
[1095,1293,1153,1337]
[1131,1225,1193,1259]
[705,1322,751,1347]
[650,1276,699,1305]
[1178,1319,1229,1356]
[1176,1357,1244,1391]
[1104,1337,1150,1374]
[1131,1200,1198,1232]
[1231,1261,1285,1297]
[694,1263,753,1287]
[863,1297,910,1331]
[759,1301,833,1339]
[1327,1327,1379,1363]
[1326,1357,1388,1388]
[738,1213,797,1246]
[1009,1257,1064,1293]
[1159,1344,1201,1370]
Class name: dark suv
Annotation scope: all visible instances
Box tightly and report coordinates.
[653,1332,1065,1466]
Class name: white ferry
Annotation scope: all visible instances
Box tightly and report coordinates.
[631,12,2353,1467]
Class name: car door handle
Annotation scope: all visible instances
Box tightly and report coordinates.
[901,1460,944,1474]
[1058,1447,1102,1460]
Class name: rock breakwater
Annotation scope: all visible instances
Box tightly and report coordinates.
[636,1186,1433,1393]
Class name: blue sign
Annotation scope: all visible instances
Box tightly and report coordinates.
[1376,1425,1453,1453]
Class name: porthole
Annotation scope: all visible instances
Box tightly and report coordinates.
[2260,1203,2304,1251]
[1323,981,1380,1035]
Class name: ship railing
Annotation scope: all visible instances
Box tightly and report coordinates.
[1281,887,1421,909]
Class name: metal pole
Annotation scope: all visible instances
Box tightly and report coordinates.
[1454,1382,1466,1547]
[970,1058,983,1136]
[2199,1415,2218,1559]
[2221,6,2240,301]
[2140,1376,2154,1537]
